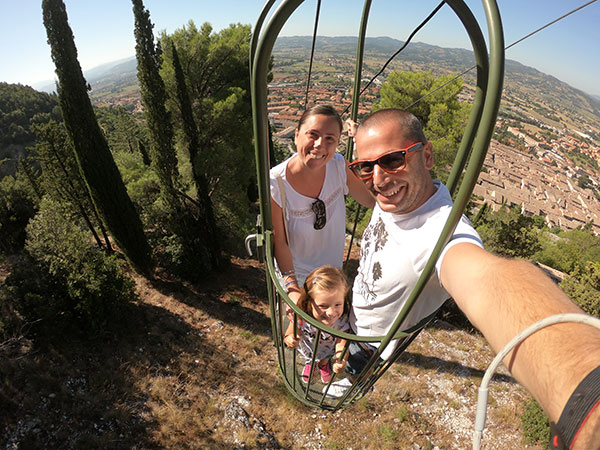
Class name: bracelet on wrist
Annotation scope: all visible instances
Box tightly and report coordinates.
[286,288,300,295]
[282,269,296,276]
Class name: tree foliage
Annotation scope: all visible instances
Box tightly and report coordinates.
[0,83,60,146]
[560,262,600,317]
[534,227,600,274]
[94,106,149,158]
[131,1,222,278]
[475,204,542,259]
[0,172,38,254]
[15,198,138,337]
[29,120,111,250]
[132,0,179,208]
[374,70,471,180]
[42,0,151,273]
[158,22,257,246]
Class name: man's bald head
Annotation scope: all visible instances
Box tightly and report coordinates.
[356,108,427,144]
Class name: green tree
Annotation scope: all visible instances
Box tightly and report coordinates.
[534,228,600,274]
[0,172,37,254]
[42,0,151,273]
[578,173,592,190]
[0,82,59,146]
[30,121,111,251]
[560,262,600,317]
[94,106,148,157]
[169,42,220,262]
[158,22,257,246]
[374,70,471,179]
[476,205,542,259]
[0,83,61,178]
[132,0,179,208]
[22,197,138,337]
[131,1,221,278]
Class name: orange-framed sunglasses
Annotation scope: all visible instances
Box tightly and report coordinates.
[348,142,424,181]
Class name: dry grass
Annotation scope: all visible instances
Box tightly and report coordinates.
[1,256,543,449]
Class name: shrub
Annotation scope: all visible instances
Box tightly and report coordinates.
[559,262,600,317]
[0,174,37,255]
[149,209,220,281]
[379,424,397,443]
[16,198,138,337]
[1,254,65,336]
[476,205,542,259]
[396,404,409,423]
[521,397,549,449]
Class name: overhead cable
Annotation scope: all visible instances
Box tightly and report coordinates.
[404,0,598,110]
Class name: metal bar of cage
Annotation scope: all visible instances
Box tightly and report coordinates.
[249,0,504,410]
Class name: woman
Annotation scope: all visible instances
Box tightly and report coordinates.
[270,105,374,300]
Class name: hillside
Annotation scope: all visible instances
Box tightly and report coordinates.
[33,35,598,143]
[272,36,600,131]
[25,36,600,129]
[0,255,539,449]
[33,57,140,109]
[0,83,59,178]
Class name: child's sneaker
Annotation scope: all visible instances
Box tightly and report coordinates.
[302,363,315,383]
[319,362,333,383]
[322,377,353,398]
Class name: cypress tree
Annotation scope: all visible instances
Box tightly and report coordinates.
[131,0,179,208]
[170,42,220,267]
[131,0,222,278]
[32,121,112,252]
[42,0,151,274]
[137,140,151,166]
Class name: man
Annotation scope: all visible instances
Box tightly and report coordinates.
[340,109,600,449]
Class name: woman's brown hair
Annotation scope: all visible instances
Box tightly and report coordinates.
[297,104,343,134]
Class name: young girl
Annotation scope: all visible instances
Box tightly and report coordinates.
[284,266,351,383]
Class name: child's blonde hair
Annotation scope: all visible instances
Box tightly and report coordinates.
[297,266,351,318]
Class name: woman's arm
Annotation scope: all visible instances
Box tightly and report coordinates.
[345,162,375,209]
[271,196,301,302]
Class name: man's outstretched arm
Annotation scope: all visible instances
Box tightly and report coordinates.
[440,243,600,449]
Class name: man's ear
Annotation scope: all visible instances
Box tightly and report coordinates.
[423,140,434,170]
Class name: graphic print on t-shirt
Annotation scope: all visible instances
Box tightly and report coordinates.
[355,215,388,305]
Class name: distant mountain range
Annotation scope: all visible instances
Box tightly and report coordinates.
[272,36,600,124]
[33,56,137,93]
[275,35,597,95]
[31,36,600,124]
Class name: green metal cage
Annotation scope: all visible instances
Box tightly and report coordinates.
[248,0,504,410]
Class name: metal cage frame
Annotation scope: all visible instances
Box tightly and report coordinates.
[248,0,504,410]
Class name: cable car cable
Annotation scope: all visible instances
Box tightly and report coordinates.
[304,0,322,110]
[404,0,598,111]
[341,0,446,117]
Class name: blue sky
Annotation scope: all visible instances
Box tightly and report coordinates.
[1,0,599,96]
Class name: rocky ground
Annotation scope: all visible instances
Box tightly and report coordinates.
[1,255,542,449]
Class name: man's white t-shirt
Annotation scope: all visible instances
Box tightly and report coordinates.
[350,181,483,358]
